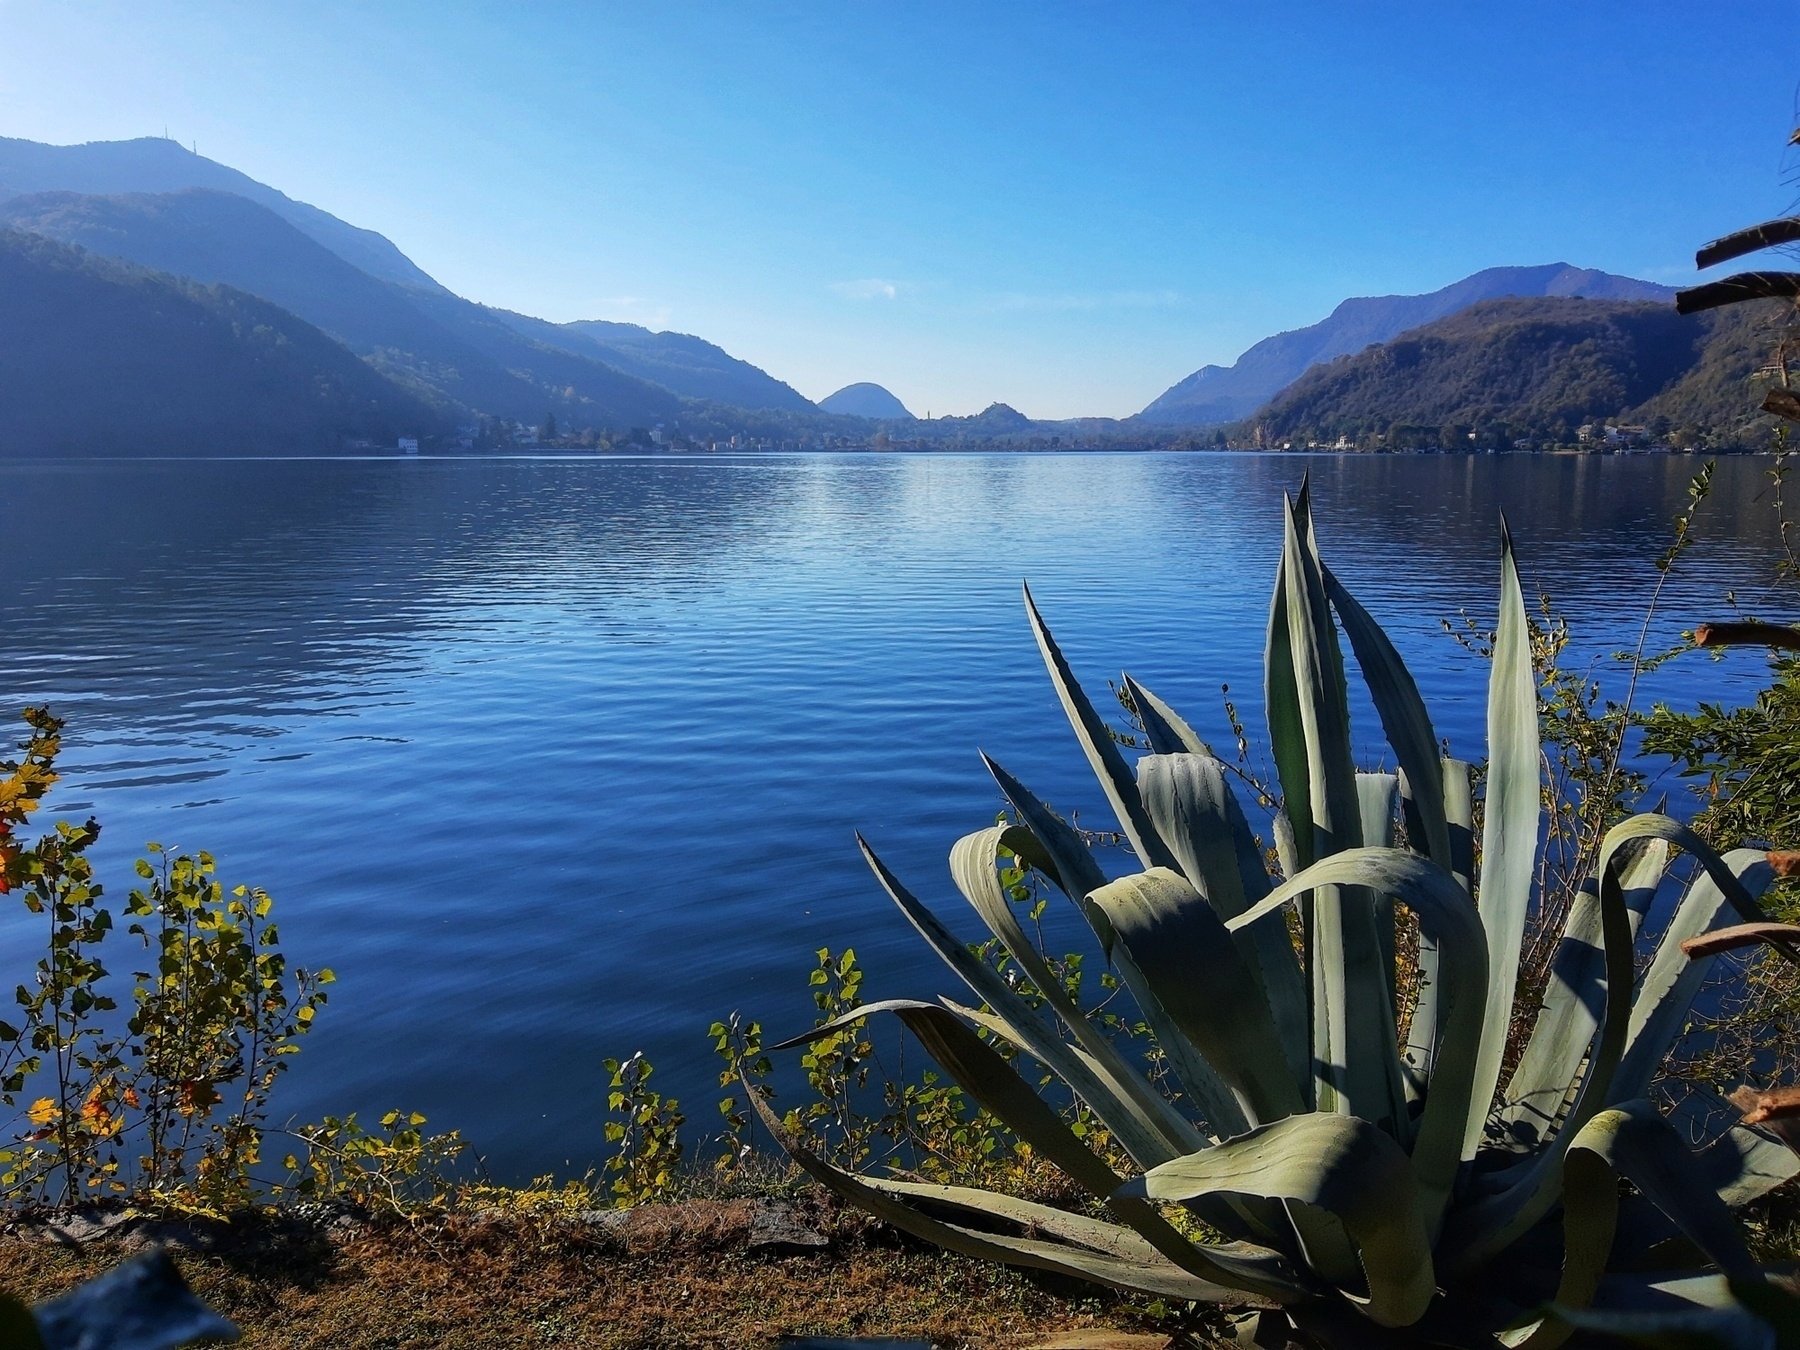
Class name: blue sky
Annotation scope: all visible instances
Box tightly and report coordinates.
[2,2,1798,418]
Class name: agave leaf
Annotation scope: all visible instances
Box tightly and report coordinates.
[1228,847,1487,1241]
[1121,674,1214,756]
[1086,868,1303,1127]
[1611,851,1777,1108]
[1137,753,1309,1093]
[1441,818,1653,1275]
[1468,516,1543,1163]
[1498,839,1673,1152]
[981,754,1109,909]
[1401,758,1475,1100]
[1281,495,1405,1133]
[1266,544,1314,871]
[1503,1101,1761,1350]
[1326,567,1453,872]
[947,825,1241,1139]
[1544,1303,1776,1350]
[1357,772,1401,1012]
[1022,582,1178,871]
[773,997,1301,1298]
[1120,1113,1437,1329]
[1697,1123,1800,1209]
[858,836,1198,1165]
[741,1084,1259,1305]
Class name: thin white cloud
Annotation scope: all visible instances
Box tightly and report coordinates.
[830,278,903,301]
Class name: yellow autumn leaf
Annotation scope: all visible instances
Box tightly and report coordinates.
[27,1097,56,1126]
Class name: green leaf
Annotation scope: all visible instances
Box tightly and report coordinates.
[1610,849,1776,1107]
[947,826,1229,1142]
[1228,847,1487,1242]
[857,836,1198,1166]
[1325,566,1452,872]
[1441,814,1644,1275]
[980,753,1108,918]
[775,997,1301,1300]
[1468,517,1542,1161]
[1022,582,1178,872]
[1086,868,1303,1128]
[1402,757,1474,1101]
[1120,1112,1437,1328]
[1503,1100,1758,1350]
[1498,838,1672,1153]
[1356,772,1400,1012]
[1136,753,1308,1094]
[1120,675,1213,757]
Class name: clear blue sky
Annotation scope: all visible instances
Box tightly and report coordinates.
[2,2,1798,418]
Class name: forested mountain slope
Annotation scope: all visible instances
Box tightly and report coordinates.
[0,228,445,455]
[1246,297,1784,450]
[0,188,685,428]
[1140,265,1676,426]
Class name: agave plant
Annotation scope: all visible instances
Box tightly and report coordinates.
[752,485,1800,1349]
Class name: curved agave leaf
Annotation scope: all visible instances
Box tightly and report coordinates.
[742,1083,1258,1305]
[1503,1101,1760,1350]
[1545,1303,1777,1350]
[1442,818,1669,1276]
[857,836,1199,1166]
[774,998,1305,1300]
[1325,566,1453,873]
[1022,582,1178,872]
[947,825,1242,1139]
[1357,773,1401,1015]
[1499,840,1673,1153]
[1086,868,1304,1128]
[1121,674,1213,757]
[1468,516,1542,1164]
[1611,851,1777,1108]
[1230,847,1488,1241]
[1137,753,1309,1093]
[1120,1113,1437,1328]
[1401,758,1475,1100]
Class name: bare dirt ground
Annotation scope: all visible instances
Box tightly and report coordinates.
[0,1192,1224,1349]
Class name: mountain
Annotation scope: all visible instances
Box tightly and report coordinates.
[1139,264,1677,426]
[0,187,683,428]
[819,383,914,419]
[492,312,814,411]
[0,135,443,293]
[0,227,445,455]
[1244,295,1779,450]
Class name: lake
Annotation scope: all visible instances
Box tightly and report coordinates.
[0,451,1791,1180]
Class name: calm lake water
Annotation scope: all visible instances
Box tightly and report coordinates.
[0,451,1792,1179]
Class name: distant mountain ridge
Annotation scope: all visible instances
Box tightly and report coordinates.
[0,187,684,428]
[492,311,814,411]
[0,136,818,429]
[819,383,913,419]
[1139,264,1677,426]
[0,135,444,293]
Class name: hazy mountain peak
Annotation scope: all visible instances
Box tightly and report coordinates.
[0,135,445,294]
[1138,263,1676,426]
[818,382,914,418]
